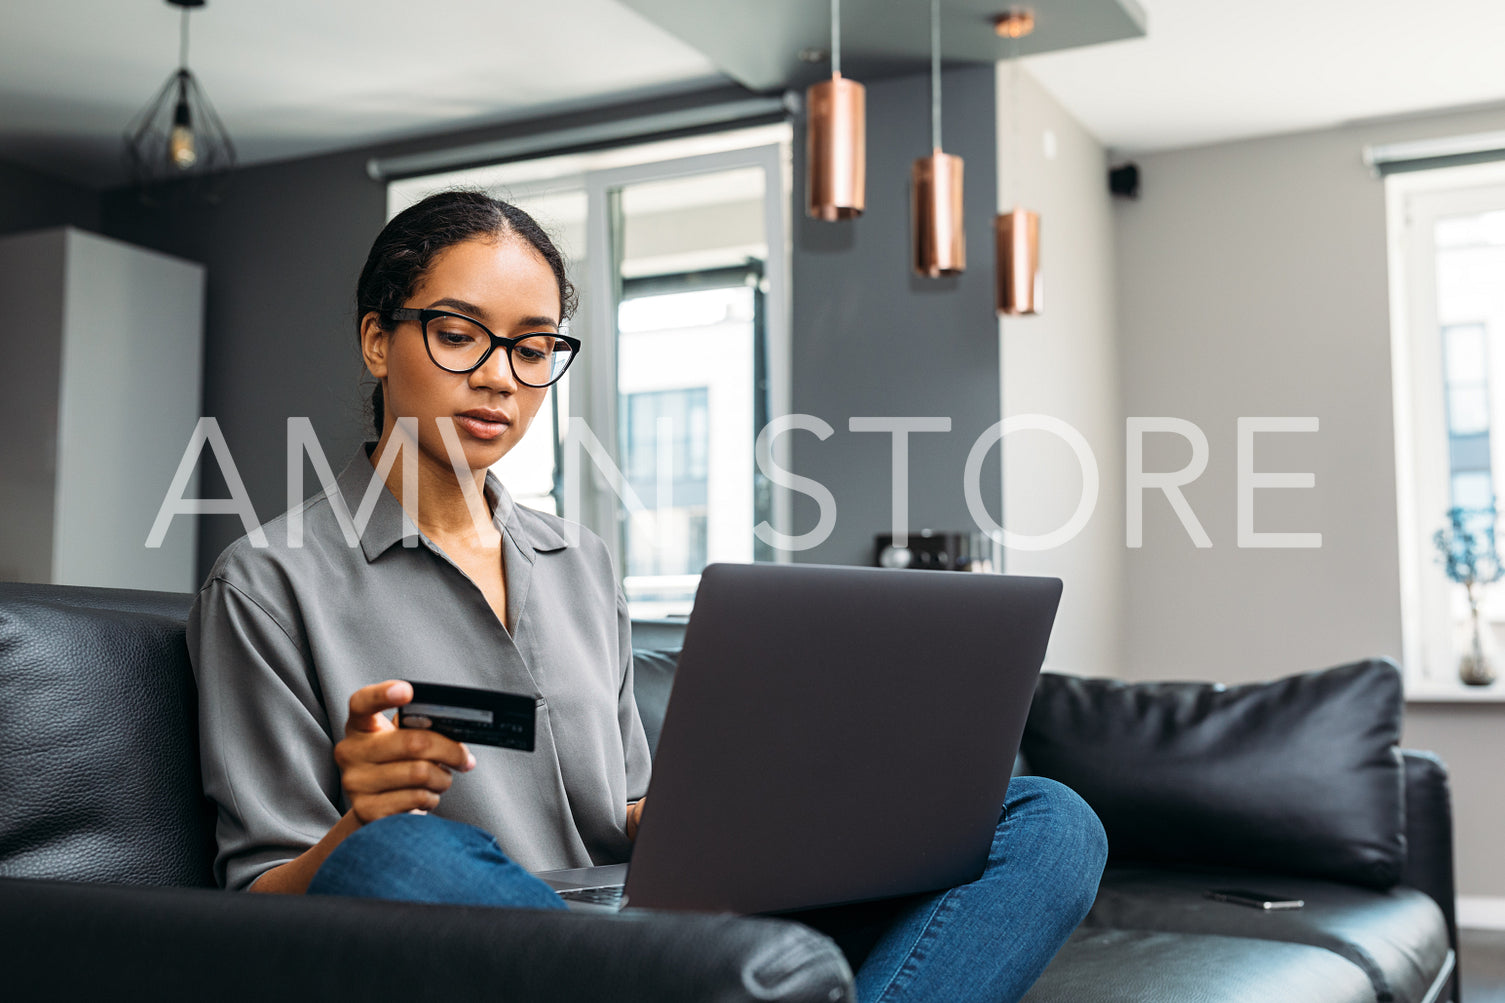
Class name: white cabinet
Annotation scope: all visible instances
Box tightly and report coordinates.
[0,227,204,592]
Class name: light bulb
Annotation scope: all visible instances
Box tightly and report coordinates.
[170,124,198,169]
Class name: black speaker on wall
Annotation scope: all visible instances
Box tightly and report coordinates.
[1109,162,1140,199]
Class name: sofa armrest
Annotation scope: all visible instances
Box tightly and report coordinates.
[1399,750,1459,956]
[0,877,854,1003]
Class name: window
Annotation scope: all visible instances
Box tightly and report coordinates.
[387,125,792,617]
[622,386,710,577]
[1387,162,1505,699]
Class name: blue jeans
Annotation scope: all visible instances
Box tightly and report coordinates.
[307,776,1107,1003]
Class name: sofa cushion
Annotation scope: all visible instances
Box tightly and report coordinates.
[0,581,193,619]
[1022,927,1379,1003]
[0,583,215,886]
[1020,659,1407,889]
[631,647,679,758]
[631,618,689,651]
[1083,865,1451,1003]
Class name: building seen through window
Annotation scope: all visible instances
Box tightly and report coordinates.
[1434,210,1502,514]
[622,386,709,577]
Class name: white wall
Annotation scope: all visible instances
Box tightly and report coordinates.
[1115,104,1505,899]
[54,229,205,592]
[0,228,204,592]
[998,67,1125,678]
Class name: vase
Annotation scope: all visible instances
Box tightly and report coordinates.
[1459,602,1498,687]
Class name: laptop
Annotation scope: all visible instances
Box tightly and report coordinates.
[537,562,1063,915]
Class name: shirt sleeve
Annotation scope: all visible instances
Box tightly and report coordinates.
[186,576,345,891]
[616,585,653,803]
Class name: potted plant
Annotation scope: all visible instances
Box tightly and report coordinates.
[1433,503,1503,686]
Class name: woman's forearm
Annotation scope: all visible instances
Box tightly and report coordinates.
[249,810,364,894]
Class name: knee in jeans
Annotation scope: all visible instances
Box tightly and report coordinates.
[1013,777,1108,911]
[311,813,502,895]
[337,813,496,870]
[357,811,448,846]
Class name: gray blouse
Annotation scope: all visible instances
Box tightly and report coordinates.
[186,441,652,892]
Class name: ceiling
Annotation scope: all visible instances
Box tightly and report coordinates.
[4,0,1505,190]
[618,0,1145,91]
[1025,0,1505,154]
[0,0,723,188]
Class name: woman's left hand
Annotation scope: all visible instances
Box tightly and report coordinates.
[627,798,647,841]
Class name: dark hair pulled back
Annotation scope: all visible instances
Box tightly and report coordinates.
[355,189,577,436]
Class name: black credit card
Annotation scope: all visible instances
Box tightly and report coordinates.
[398,681,536,751]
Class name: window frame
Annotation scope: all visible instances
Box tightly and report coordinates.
[385,133,794,611]
[575,143,791,588]
[1386,160,1505,701]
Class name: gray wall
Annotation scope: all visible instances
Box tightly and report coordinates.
[1114,103,1505,899]
[789,65,1000,567]
[99,78,996,581]
[995,68,1124,679]
[99,87,779,584]
[0,158,99,237]
[0,230,66,582]
[102,150,388,583]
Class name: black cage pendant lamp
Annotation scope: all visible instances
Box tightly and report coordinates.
[124,0,236,203]
[806,0,865,220]
[912,0,964,277]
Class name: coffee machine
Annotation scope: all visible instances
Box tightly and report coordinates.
[874,530,995,572]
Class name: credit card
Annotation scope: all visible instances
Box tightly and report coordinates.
[398,681,536,751]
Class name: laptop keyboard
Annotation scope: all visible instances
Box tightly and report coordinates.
[556,884,626,907]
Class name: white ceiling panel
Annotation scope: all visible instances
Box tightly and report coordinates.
[1023,0,1505,155]
[0,0,723,187]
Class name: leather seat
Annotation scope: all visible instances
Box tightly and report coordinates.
[1023,927,1380,1003]
[1067,865,1452,1003]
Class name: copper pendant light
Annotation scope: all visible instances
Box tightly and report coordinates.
[995,207,1041,314]
[995,10,1040,314]
[912,0,964,276]
[807,0,865,220]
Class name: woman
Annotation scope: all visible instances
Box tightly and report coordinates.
[187,189,1107,1001]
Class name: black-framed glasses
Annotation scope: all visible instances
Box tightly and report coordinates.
[390,307,580,388]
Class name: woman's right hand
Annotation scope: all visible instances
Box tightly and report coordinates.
[333,680,477,824]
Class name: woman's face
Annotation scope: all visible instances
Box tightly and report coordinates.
[361,235,561,473]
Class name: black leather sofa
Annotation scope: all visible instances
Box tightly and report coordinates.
[1014,667,1459,1003]
[1,584,1460,1002]
[636,622,1462,1003]
[0,583,850,1002]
